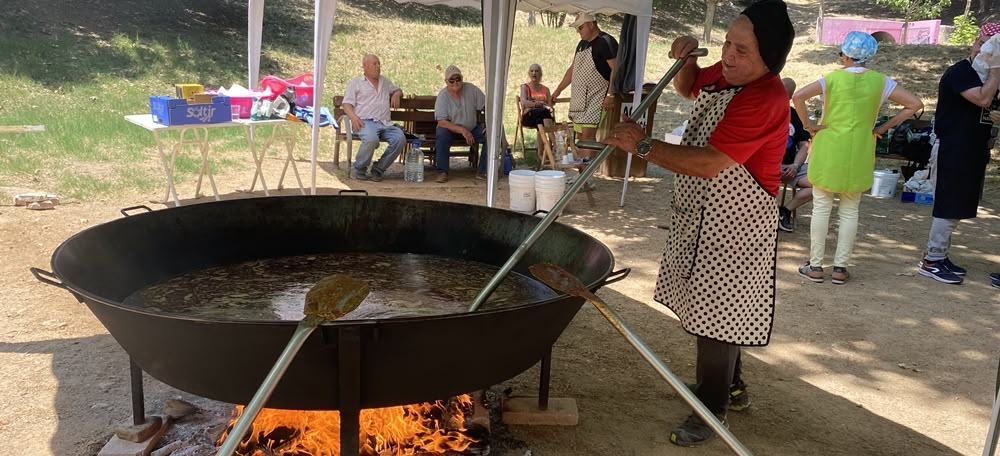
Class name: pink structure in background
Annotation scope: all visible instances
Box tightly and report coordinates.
[820,17,942,44]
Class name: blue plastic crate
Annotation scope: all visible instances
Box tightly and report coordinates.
[901,191,934,205]
[150,95,232,126]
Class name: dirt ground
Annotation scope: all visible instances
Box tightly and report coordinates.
[1,150,998,456]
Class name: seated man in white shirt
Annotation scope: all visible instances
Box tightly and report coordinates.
[342,54,406,182]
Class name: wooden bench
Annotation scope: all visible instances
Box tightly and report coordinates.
[395,96,482,170]
[332,95,481,170]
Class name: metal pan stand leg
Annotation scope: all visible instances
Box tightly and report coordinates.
[129,358,146,426]
[538,349,552,410]
[338,326,362,456]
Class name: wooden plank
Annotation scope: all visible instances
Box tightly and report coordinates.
[0,125,45,134]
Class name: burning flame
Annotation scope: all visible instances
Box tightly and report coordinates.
[217,395,479,455]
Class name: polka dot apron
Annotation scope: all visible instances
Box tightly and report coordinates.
[567,45,606,125]
[652,85,778,346]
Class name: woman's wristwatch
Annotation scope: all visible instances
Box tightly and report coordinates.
[634,137,653,158]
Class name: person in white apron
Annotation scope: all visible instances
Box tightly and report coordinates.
[604,0,794,447]
[551,12,618,151]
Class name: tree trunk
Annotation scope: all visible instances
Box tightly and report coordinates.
[528,11,535,26]
[703,0,718,43]
[900,6,911,45]
[817,0,825,43]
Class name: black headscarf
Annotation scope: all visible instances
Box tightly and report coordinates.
[741,0,795,74]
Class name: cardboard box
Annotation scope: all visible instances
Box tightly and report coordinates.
[150,95,232,126]
[901,191,934,205]
[175,84,204,101]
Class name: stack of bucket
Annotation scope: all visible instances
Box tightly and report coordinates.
[508,170,567,215]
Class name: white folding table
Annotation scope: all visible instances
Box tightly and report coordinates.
[125,115,304,207]
[240,118,304,197]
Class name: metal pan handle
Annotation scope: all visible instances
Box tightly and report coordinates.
[120,205,153,217]
[30,267,66,289]
[338,190,369,196]
[602,268,631,285]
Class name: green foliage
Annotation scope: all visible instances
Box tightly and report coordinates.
[873,0,952,21]
[950,13,980,45]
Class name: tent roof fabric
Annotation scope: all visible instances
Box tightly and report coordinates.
[396,0,651,17]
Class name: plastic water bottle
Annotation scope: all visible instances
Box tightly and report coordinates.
[503,146,513,175]
[404,135,424,183]
[554,131,566,161]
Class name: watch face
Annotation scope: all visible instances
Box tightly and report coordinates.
[635,138,651,156]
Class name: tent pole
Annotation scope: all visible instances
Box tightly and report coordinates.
[619,153,632,207]
[619,14,651,207]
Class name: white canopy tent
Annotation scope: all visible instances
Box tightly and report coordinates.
[246,0,652,206]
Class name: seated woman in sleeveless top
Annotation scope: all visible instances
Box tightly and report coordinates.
[520,63,554,128]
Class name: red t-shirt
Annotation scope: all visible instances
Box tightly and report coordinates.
[692,63,788,195]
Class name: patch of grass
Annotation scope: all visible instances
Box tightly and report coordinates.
[0,145,44,177]
[116,166,160,191]
[57,172,115,200]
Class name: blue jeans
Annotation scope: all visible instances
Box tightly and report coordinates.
[353,120,405,175]
[435,124,487,173]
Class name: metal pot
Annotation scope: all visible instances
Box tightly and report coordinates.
[35,195,620,410]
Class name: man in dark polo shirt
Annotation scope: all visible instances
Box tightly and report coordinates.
[551,12,618,152]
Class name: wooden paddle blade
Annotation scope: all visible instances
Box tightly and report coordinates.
[304,275,370,320]
[528,263,591,298]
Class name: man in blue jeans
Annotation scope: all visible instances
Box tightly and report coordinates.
[342,54,406,182]
[433,65,487,183]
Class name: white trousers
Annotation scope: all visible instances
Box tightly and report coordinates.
[809,187,863,268]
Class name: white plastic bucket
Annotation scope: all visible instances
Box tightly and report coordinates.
[535,170,567,215]
[508,170,537,213]
[870,169,899,198]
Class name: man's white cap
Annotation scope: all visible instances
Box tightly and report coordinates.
[570,12,596,28]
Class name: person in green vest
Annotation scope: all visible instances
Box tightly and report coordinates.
[791,31,923,284]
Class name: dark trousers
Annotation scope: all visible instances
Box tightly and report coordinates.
[692,336,742,415]
[435,125,487,173]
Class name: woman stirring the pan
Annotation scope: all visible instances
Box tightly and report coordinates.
[603,0,794,447]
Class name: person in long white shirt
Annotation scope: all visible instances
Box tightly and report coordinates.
[342,54,405,182]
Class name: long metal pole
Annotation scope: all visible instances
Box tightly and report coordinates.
[984,357,1000,456]
[467,48,708,312]
[585,290,752,455]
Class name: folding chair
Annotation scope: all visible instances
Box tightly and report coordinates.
[536,122,566,170]
[513,95,527,156]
